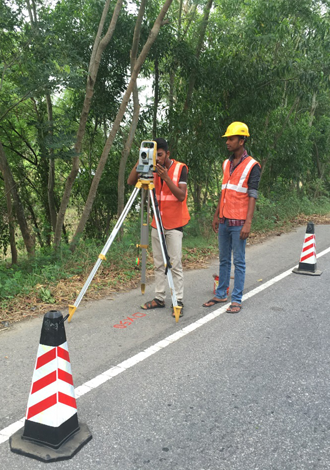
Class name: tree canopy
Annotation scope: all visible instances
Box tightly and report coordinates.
[1,0,330,261]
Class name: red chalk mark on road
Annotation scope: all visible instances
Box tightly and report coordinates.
[113,312,147,329]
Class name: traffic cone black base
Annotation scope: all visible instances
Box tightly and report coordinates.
[292,266,322,276]
[23,413,79,449]
[9,422,92,463]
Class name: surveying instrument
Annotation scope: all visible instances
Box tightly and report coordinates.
[67,141,183,323]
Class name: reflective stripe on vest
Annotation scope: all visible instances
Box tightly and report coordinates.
[157,162,182,202]
[172,163,181,185]
[221,158,256,193]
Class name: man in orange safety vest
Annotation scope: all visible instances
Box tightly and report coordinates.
[127,138,190,317]
[203,122,261,313]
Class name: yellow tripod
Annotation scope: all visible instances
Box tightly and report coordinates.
[67,179,183,323]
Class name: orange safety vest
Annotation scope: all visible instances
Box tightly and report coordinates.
[219,156,260,220]
[151,160,190,230]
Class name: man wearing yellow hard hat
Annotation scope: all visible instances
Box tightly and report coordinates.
[203,122,261,313]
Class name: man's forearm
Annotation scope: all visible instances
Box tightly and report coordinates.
[127,159,139,186]
[213,195,221,220]
[163,177,186,201]
[212,196,221,233]
[245,197,256,223]
[240,197,256,240]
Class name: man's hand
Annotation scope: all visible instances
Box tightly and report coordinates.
[240,221,251,240]
[240,197,256,239]
[212,217,219,234]
[155,163,169,182]
[156,163,186,202]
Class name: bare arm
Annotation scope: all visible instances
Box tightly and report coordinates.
[127,159,140,186]
[240,197,256,240]
[212,195,221,233]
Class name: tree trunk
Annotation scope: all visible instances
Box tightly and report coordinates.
[31,97,52,246]
[183,0,213,112]
[171,0,212,156]
[309,92,317,127]
[53,0,124,249]
[3,167,18,264]
[25,0,37,25]
[309,93,321,186]
[26,199,44,247]
[46,93,57,234]
[313,142,322,179]
[0,141,35,257]
[260,158,268,180]
[192,182,202,212]
[168,69,175,135]
[152,57,159,139]
[117,99,140,219]
[70,0,174,252]
[117,0,147,220]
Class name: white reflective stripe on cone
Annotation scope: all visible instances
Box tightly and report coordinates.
[300,235,316,264]
[25,341,77,427]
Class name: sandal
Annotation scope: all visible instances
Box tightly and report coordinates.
[141,298,165,310]
[202,298,228,308]
[226,303,242,314]
[172,301,184,318]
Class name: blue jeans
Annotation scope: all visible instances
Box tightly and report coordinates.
[215,220,247,304]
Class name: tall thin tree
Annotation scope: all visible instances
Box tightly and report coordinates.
[70,0,174,252]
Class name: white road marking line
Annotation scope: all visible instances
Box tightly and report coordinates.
[1,246,330,445]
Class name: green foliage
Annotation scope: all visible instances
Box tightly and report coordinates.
[253,192,330,232]
[0,266,30,300]
[38,287,55,304]
[1,0,330,262]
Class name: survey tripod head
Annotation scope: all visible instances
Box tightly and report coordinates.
[136,141,157,179]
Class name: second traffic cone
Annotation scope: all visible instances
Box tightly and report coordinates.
[10,310,92,462]
[292,222,322,276]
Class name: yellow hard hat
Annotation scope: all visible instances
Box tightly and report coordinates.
[222,121,250,137]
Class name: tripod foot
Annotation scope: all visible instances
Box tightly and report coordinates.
[68,305,77,323]
[172,305,183,322]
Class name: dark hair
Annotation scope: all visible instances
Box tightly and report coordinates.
[238,135,247,145]
[155,138,168,153]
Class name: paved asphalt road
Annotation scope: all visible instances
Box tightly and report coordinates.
[0,224,330,469]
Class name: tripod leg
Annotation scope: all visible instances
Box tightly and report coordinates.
[139,188,149,294]
[149,189,182,322]
[68,186,141,322]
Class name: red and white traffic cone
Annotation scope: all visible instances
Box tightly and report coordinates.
[292,222,322,276]
[10,310,92,462]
